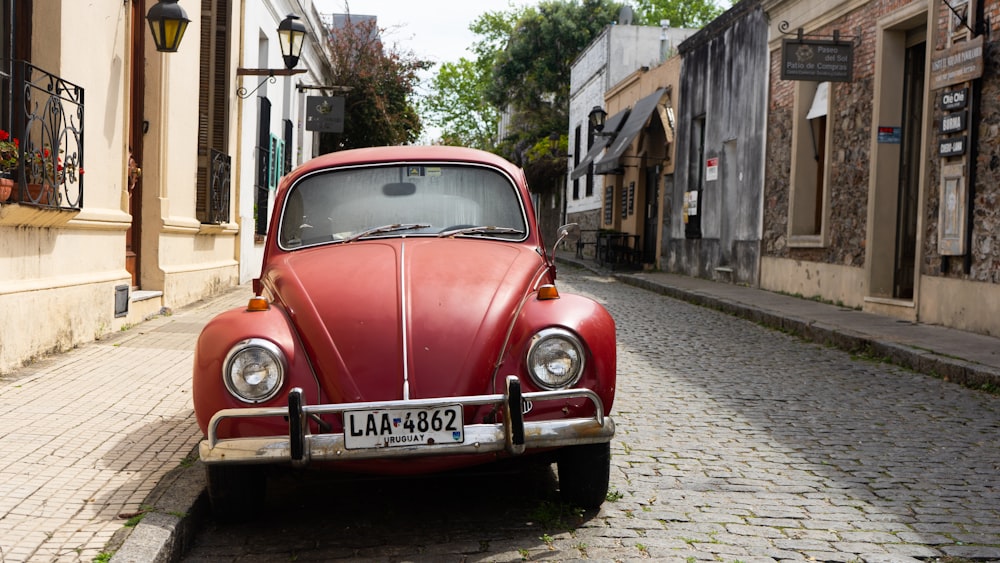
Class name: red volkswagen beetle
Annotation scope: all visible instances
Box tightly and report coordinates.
[193,146,616,517]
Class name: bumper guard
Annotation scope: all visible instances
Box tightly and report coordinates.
[200,376,614,466]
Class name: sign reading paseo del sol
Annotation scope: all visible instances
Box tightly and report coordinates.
[781,39,853,82]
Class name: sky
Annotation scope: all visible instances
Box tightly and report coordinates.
[313,0,538,142]
[313,1,535,68]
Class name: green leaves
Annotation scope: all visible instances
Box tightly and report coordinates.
[325,17,431,149]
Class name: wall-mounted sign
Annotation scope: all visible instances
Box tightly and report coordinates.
[877,126,901,144]
[938,163,967,255]
[939,136,967,157]
[942,88,968,111]
[930,35,984,90]
[941,111,967,135]
[306,96,345,132]
[705,157,719,181]
[781,39,853,82]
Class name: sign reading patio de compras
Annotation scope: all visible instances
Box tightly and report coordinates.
[781,39,853,82]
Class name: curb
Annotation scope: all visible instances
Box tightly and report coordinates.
[109,446,207,563]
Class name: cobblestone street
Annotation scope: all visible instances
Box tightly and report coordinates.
[178,265,1000,562]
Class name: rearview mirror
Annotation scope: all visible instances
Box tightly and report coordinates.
[382,182,416,196]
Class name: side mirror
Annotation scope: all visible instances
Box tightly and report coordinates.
[552,223,581,257]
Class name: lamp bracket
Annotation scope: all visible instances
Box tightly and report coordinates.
[236,68,307,99]
[777,20,860,46]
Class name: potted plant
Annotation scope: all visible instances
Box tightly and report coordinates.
[25,145,83,205]
[0,129,18,202]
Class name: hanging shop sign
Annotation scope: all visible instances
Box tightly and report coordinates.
[938,135,967,157]
[306,96,345,132]
[942,87,968,111]
[940,111,967,135]
[930,35,984,90]
[780,39,853,82]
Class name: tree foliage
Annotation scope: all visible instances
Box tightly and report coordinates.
[488,0,622,171]
[632,0,726,28]
[422,59,499,148]
[324,16,431,150]
[422,7,522,148]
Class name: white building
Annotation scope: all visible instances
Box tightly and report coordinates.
[566,22,695,242]
[236,1,336,284]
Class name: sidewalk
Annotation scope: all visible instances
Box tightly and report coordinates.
[2,258,999,562]
[0,283,253,563]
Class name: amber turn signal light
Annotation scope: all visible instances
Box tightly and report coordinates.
[537,284,560,300]
[246,296,270,311]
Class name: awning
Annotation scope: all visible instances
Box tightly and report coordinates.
[569,109,630,180]
[594,88,668,175]
[806,81,829,120]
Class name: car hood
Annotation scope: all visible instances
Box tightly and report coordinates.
[265,239,547,403]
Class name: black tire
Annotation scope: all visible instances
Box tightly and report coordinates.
[205,464,266,521]
[556,442,611,509]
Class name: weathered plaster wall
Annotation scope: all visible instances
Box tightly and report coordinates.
[668,0,768,285]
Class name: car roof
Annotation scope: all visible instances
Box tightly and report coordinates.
[289,146,524,183]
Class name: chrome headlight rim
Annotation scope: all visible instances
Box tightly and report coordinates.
[222,338,287,404]
[526,327,586,390]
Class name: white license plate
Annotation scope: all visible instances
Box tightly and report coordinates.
[343,405,464,449]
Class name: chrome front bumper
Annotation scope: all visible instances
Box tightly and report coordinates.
[199,376,615,466]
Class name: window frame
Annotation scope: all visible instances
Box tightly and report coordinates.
[787,80,832,248]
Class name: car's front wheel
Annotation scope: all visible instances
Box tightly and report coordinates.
[205,464,266,520]
[556,441,610,509]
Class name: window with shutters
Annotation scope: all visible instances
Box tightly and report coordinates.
[283,119,293,175]
[572,125,580,200]
[2,2,30,145]
[196,0,232,224]
[254,98,271,238]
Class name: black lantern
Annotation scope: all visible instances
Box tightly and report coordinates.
[548,132,560,155]
[146,0,190,53]
[588,106,608,132]
[278,14,307,70]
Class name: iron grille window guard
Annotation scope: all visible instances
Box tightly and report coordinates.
[3,60,85,209]
[208,148,231,224]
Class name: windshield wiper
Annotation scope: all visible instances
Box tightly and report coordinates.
[344,223,431,243]
[437,226,525,238]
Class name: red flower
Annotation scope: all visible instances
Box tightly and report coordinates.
[0,130,9,142]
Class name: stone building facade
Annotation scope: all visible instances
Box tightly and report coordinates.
[761,0,1000,336]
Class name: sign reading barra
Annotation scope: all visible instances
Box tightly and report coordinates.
[781,39,853,82]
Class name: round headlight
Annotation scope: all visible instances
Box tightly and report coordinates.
[526,328,585,389]
[222,338,286,403]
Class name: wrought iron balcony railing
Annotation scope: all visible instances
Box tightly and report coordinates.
[208,148,231,224]
[1,60,84,209]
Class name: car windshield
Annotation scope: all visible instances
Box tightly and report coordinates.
[279,163,528,249]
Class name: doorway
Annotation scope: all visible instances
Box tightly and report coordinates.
[893,41,925,299]
[126,0,145,287]
[868,16,927,304]
[642,165,659,264]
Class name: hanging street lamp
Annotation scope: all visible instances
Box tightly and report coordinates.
[146,0,190,53]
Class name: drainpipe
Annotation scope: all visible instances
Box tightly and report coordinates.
[963,1,988,275]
